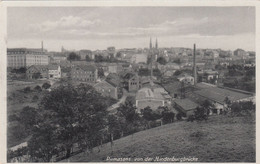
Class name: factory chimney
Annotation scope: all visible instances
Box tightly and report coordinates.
[41,41,44,53]
[193,44,197,85]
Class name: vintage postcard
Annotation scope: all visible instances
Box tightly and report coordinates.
[0,1,259,163]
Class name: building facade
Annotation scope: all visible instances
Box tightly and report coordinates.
[94,80,118,99]
[7,48,48,68]
[70,65,98,83]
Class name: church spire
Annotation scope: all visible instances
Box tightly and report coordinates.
[150,37,152,49]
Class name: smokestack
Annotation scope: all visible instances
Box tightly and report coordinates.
[41,41,43,53]
[193,44,197,85]
[151,56,153,78]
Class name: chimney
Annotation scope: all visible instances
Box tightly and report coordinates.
[41,41,43,53]
[193,44,197,85]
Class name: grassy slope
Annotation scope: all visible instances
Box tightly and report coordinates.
[65,115,255,162]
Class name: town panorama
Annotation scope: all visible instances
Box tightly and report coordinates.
[7,6,255,163]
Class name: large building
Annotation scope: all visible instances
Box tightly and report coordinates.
[94,80,118,99]
[136,87,165,111]
[70,65,98,83]
[7,48,48,68]
[26,65,61,79]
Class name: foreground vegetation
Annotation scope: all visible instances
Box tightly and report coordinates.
[65,114,255,162]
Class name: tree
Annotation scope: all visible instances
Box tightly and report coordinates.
[34,85,42,92]
[157,56,167,65]
[141,106,161,121]
[116,101,141,135]
[85,55,92,61]
[35,84,109,160]
[67,52,80,61]
[224,96,231,110]
[98,68,105,78]
[28,123,58,162]
[194,107,208,121]
[42,82,51,90]
[23,86,31,93]
[230,101,255,116]
[19,106,40,131]
[201,100,214,115]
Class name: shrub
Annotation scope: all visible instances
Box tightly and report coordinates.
[194,107,208,121]
[32,95,39,102]
[42,82,51,89]
[23,87,31,93]
[34,85,42,92]
[162,111,175,124]
[176,113,183,120]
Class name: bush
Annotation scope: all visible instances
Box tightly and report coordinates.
[176,113,183,120]
[32,95,39,102]
[230,101,255,116]
[162,111,175,124]
[34,85,42,92]
[194,107,208,121]
[42,83,51,89]
[23,87,31,93]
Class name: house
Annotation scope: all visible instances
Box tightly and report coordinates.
[136,87,165,111]
[197,70,219,84]
[163,70,176,77]
[26,65,49,79]
[106,73,122,87]
[79,50,94,60]
[48,65,61,79]
[122,72,140,92]
[94,80,118,99]
[132,53,148,64]
[173,98,199,117]
[177,74,195,85]
[52,53,67,63]
[70,65,98,83]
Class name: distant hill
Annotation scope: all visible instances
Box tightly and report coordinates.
[64,115,255,162]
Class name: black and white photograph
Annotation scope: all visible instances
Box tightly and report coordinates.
[3,3,257,163]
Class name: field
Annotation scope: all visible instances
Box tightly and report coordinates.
[64,115,255,162]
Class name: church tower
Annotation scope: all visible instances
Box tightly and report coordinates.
[150,37,152,49]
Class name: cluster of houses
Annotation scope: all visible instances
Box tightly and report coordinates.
[8,41,256,119]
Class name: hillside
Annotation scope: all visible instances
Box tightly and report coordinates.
[64,115,255,162]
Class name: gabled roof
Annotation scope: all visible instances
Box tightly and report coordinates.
[174,98,199,111]
[73,65,97,72]
[193,82,253,104]
[106,73,121,87]
[136,87,164,101]
[123,72,136,80]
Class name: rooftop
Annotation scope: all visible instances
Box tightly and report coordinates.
[194,82,253,104]
[174,98,199,111]
[73,65,97,72]
[136,87,164,101]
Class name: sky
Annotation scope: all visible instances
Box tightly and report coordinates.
[7,7,255,51]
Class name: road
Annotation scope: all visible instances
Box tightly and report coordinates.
[107,88,128,112]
